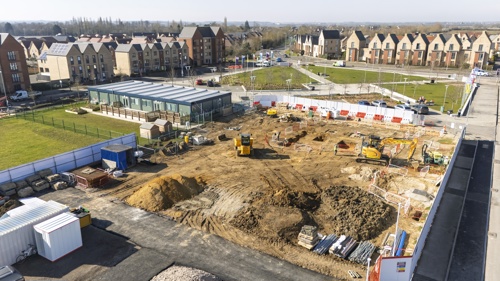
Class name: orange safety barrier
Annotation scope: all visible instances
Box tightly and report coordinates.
[356,112,366,118]
[295,104,303,110]
[309,106,318,112]
[373,114,384,120]
[391,117,403,123]
[340,110,349,116]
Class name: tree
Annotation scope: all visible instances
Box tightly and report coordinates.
[4,22,14,34]
[244,20,250,32]
[52,24,62,35]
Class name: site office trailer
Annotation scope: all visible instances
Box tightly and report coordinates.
[34,212,83,262]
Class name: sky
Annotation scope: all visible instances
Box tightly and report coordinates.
[2,0,500,23]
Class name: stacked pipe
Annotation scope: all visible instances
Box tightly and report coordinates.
[395,230,407,256]
[329,235,358,259]
[297,225,319,250]
[312,234,337,255]
[348,241,377,265]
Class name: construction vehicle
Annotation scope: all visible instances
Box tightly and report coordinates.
[357,135,418,165]
[279,113,299,122]
[234,133,254,157]
[422,144,447,165]
[267,108,278,118]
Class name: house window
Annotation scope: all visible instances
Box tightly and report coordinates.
[479,53,484,60]
[12,73,20,82]
[386,43,390,49]
[87,66,91,73]
[146,52,149,57]
[39,67,44,72]
[9,62,18,71]
[166,50,170,55]
[416,43,420,50]
[451,53,456,59]
[132,53,136,58]
[402,43,407,50]
[7,51,16,60]
[145,59,150,66]
[434,44,438,50]
[153,51,157,56]
[131,98,139,105]
[350,42,354,48]
[479,44,483,51]
[418,51,422,58]
[375,50,379,56]
[78,66,83,73]
[92,55,96,63]
[77,56,81,64]
[100,54,104,62]
[70,56,74,65]
[374,43,377,49]
[85,55,90,63]
[449,44,454,51]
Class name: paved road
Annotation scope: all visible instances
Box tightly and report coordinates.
[35,189,334,281]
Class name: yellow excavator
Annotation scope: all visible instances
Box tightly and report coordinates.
[234,133,254,157]
[422,144,446,165]
[357,135,418,165]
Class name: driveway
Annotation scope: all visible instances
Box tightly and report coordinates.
[27,188,333,281]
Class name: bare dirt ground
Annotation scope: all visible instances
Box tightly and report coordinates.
[5,109,455,280]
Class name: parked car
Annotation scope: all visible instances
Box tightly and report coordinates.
[276,57,282,62]
[0,265,24,281]
[474,69,489,76]
[395,104,412,111]
[371,100,387,107]
[411,104,430,115]
[333,60,346,67]
[358,100,370,106]
[196,79,204,85]
[207,80,217,87]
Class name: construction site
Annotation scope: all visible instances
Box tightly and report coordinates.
[81,103,457,280]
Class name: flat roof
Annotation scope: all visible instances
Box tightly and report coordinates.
[88,80,232,105]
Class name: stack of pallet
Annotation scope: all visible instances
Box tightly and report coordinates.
[297,225,319,250]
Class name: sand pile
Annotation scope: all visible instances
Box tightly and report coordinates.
[151,265,221,281]
[126,174,204,212]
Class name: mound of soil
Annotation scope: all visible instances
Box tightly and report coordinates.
[126,174,204,212]
[0,199,22,217]
[320,185,394,241]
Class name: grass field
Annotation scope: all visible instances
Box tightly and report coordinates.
[305,66,427,84]
[0,103,160,170]
[0,118,103,170]
[221,67,310,90]
[382,82,465,111]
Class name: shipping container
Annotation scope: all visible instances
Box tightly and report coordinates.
[0,200,68,266]
[101,144,136,171]
[34,213,82,262]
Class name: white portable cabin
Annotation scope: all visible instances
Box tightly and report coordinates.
[34,213,82,262]
[0,199,68,266]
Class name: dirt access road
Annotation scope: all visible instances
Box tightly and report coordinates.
[84,109,455,280]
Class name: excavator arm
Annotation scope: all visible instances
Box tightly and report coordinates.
[380,138,419,160]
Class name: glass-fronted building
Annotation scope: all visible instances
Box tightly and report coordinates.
[87,80,232,118]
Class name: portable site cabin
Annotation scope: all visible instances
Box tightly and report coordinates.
[87,80,233,121]
[0,199,69,266]
[101,144,136,171]
[154,119,173,134]
[34,213,83,262]
[140,123,160,139]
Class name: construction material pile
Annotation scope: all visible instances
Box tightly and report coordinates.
[348,241,377,265]
[151,265,221,281]
[329,235,358,259]
[312,234,337,255]
[0,169,71,198]
[297,225,319,250]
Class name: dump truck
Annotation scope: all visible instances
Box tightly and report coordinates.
[234,133,254,157]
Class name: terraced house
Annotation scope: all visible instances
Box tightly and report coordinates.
[38,42,114,84]
[0,33,30,94]
[178,26,225,66]
[345,31,367,62]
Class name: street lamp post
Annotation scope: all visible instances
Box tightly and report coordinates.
[443,84,449,112]
[179,53,184,77]
[403,77,408,97]
[250,75,256,95]
[185,65,191,85]
[413,82,418,99]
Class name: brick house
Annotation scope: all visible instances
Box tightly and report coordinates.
[426,34,448,68]
[411,34,430,66]
[178,26,225,66]
[395,34,414,65]
[345,31,366,62]
[318,30,341,59]
[443,34,464,68]
[368,33,385,64]
[469,31,492,69]
[381,34,399,65]
[0,33,30,94]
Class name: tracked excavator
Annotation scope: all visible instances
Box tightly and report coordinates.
[356,135,418,165]
[422,143,447,165]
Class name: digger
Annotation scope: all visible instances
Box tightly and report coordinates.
[422,143,447,165]
[234,133,254,157]
[357,135,418,165]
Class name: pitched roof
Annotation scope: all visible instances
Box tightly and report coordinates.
[179,26,219,39]
[115,44,134,52]
[353,31,365,41]
[374,33,385,42]
[0,33,12,46]
[321,30,340,39]
[47,43,75,56]
[387,33,399,44]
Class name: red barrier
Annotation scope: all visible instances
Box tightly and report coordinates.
[340,110,349,116]
[391,117,403,123]
[356,112,366,118]
[271,101,276,107]
[374,114,384,120]
[309,106,318,112]
[295,104,303,110]
[253,101,260,106]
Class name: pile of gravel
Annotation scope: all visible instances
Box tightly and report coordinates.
[151,266,221,281]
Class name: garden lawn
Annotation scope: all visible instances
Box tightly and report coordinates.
[221,67,310,90]
[304,66,427,84]
[0,118,103,170]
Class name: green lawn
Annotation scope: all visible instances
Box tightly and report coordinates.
[382,82,465,111]
[222,67,310,90]
[0,118,103,170]
[304,66,427,84]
